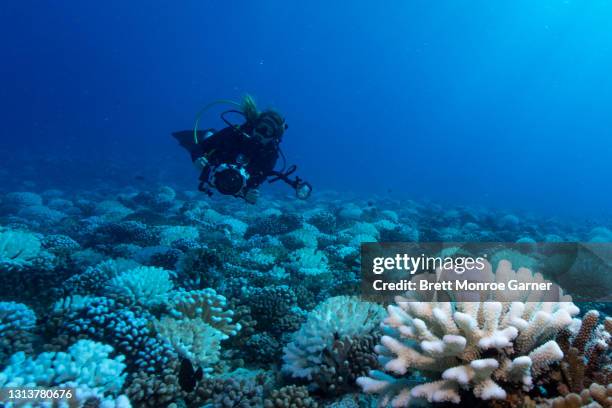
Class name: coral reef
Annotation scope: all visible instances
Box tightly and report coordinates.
[1,187,611,407]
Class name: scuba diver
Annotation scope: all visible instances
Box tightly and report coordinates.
[172,95,312,204]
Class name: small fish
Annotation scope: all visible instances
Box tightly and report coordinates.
[178,357,203,392]
[134,175,146,182]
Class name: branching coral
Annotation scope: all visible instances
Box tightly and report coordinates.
[0,301,36,365]
[61,258,139,296]
[167,288,241,338]
[357,261,580,406]
[159,225,199,246]
[155,316,225,373]
[245,213,303,239]
[125,361,182,407]
[242,285,298,333]
[0,340,128,405]
[264,385,319,407]
[44,296,177,373]
[550,310,612,396]
[549,382,612,408]
[288,247,329,276]
[315,331,381,396]
[104,265,174,307]
[190,369,271,407]
[283,296,385,381]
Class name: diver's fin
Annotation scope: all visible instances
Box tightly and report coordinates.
[172,130,215,161]
[172,130,199,153]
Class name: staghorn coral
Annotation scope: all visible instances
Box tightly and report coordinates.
[357,261,580,406]
[283,296,385,381]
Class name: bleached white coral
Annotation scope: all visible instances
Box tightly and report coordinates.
[357,260,579,406]
[288,247,329,276]
[94,200,133,221]
[338,203,363,220]
[159,225,199,245]
[0,340,127,394]
[244,247,276,269]
[17,205,67,226]
[283,296,385,379]
[285,224,320,248]
[349,233,378,247]
[0,230,41,270]
[344,222,380,240]
[168,288,240,337]
[220,217,248,237]
[374,219,399,233]
[155,317,224,373]
[104,266,173,307]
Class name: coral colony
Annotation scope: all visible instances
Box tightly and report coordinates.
[0,187,610,407]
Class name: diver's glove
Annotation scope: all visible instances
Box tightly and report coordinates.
[244,188,260,205]
[194,156,209,171]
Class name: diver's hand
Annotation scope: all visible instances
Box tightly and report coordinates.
[194,156,209,171]
[244,189,259,204]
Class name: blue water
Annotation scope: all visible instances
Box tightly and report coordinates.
[2,0,611,218]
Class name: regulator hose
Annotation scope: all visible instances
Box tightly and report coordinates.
[193,99,242,144]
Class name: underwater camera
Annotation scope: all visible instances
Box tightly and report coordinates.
[210,163,250,196]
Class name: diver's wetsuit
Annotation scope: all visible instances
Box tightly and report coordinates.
[173,125,279,190]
